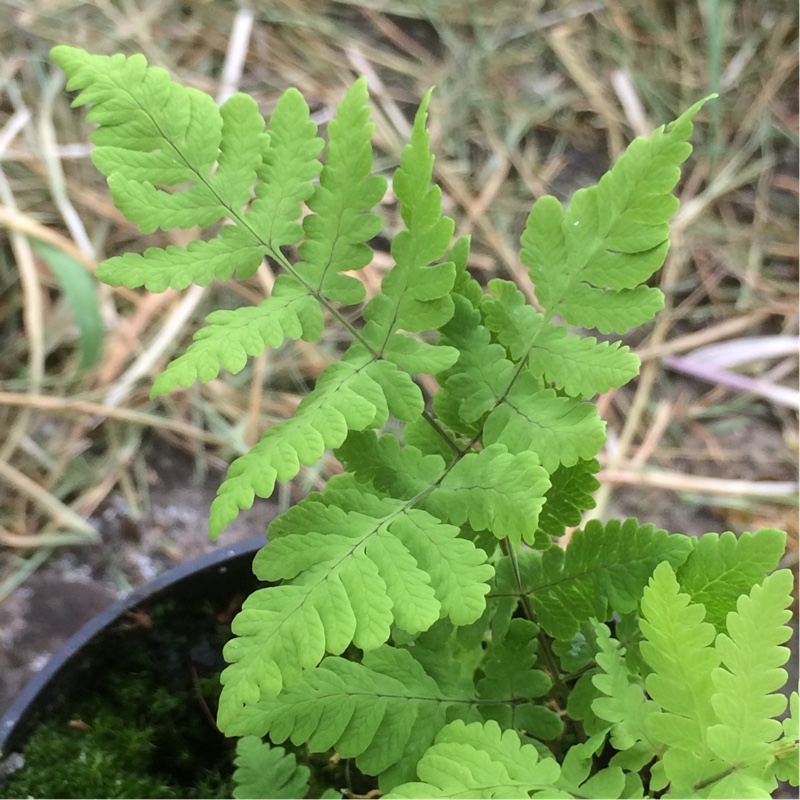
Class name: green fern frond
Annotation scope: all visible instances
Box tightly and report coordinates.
[483,279,640,397]
[493,519,692,640]
[534,459,600,542]
[591,620,659,758]
[294,78,386,305]
[362,89,456,357]
[557,734,628,799]
[476,619,562,741]
[336,431,444,500]
[774,693,799,787]
[676,528,786,630]
[640,562,723,793]
[244,87,323,251]
[217,493,492,733]
[434,298,514,429]
[483,380,606,473]
[209,352,423,535]
[152,276,323,395]
[386,719,565,799]
[51,46,264,233]
[97,226,266,291]
[339,434,550,546]
[520,97,713,333]
[435,297,607,470]
[706,569,793,790]
[238,646,460,790]
[426,444,550,546]
[232,737,311,799]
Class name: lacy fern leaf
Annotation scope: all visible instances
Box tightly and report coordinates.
[243,87,323,251]
[493,519,693,640]
[294,78,386,305]
[236,646,463,790]
[534,459,600,541]
[676,527,786,630]
[591,620,659,758]
[640,562,723,794]
[51,46,261,233]
[386,720,565,799]
[476,619,562,741]
[217,491,493,732]
[362,89,456,356]
[483,279,640,397]
[153,276,324,394]
[210,353,422,535]
[706,569,793,789]
[521,98,712,333]
[232,737,311,799]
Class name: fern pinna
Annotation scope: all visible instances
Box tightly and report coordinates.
[53,45,797,799]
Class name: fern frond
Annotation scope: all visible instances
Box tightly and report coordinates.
[232,737,310,799]
[152,276,323,395]
[276,479,494,628]
[483,279,640,397]
[239,646,461,790]
[557,734,627,799]
[476,619,562,741]
[591,620,659,757]
[676,527,786,630]
[51,46,264,233]
[339,434,550,546]
[97,226,266,291]
[493,519,692,640]
[217,494,492,733]
[535,459,600,542]
[520,98,713,333]
[426,444,550,546]
[209,352,423,535]
[294,78,386,305]
[705,569,793,791]
[483,378,606,472]
[774,693,799,787]
[362,89,456,361]
[434,299,514,429]
[386,719,565,799]
[639,562,723,793]
[435,297,607,470]
[244,87,323,251]
[336,430,444,500]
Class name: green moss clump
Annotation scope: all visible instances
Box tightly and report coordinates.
[0,598,236,799]
[0,671,233,799]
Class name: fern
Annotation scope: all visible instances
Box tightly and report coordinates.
[53,45,797,800]
[387,720,565,798]
[232,737,311,799]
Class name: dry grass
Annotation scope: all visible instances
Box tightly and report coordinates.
[0,0,797,597]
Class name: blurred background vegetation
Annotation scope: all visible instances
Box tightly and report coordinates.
[0,0,797,604]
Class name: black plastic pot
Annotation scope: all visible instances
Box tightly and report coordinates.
[0,536,268,797]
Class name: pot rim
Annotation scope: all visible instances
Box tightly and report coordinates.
[0,535,266,755]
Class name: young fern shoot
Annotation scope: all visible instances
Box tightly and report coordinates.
[52,45,798,799]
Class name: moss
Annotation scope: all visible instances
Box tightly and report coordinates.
[0,598,236,799]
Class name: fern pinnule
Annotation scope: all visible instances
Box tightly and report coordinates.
[244,87,323,251]
[706,569,793,791]
[520,97,713,334]
[640,562,723,793]
[676,527,787,631]
[294,78,386,305]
